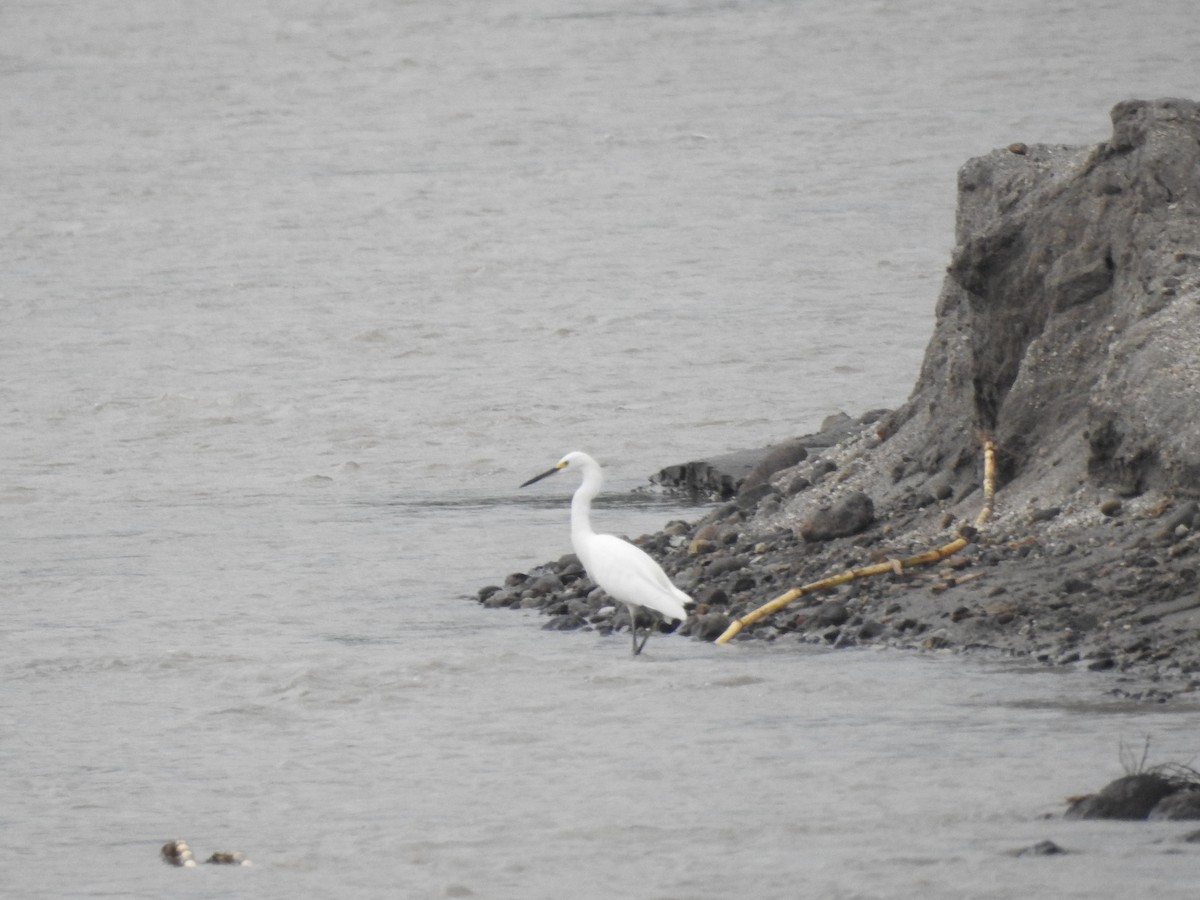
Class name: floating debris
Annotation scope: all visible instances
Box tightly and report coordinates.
[160,840,195,868]
[160,840,250,867]
[207,850,251,866]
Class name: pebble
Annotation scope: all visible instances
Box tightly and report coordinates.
[1013,839,1065,857]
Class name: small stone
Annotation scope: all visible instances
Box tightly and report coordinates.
[528,574,563,596]
[691,612,733,642]
[1061,578,1094,595]
[1014,839,1066,857]
[482,590,515,609]
[705,556,747,577]
[1007,142,1028,155]
[206,851,246,865]
[1099,498,1123,517]
[985,600,1017,618]
[810,600,849,627]
[799,491,875,542]
[858,619,885,639]
[688,539,717,556]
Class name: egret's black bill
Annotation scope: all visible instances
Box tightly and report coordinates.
[520,464,563,488]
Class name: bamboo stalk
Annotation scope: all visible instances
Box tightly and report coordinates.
[713,535,970,644]
[975,435,996,527]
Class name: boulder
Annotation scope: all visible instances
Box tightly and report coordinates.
[1064,773,1179,820]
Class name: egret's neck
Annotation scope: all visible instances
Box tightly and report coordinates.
[569,465,602,545]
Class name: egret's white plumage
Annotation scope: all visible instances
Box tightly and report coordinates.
[521,451,691,655]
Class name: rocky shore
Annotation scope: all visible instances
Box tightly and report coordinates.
[476,99,1200,702]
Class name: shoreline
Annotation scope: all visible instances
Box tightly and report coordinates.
[475,98,1200,702]
[478,409,1200,702]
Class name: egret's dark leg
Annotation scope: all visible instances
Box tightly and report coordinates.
[629,605,652,655]
[635,626,651,655]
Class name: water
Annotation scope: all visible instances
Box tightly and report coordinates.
[3,1,1199,897]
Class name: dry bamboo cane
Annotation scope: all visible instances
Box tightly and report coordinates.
[713,535,970,644]
[975,436,996,527]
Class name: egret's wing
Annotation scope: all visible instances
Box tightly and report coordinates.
[584,534,690,622]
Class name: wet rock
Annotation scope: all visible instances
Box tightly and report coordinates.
[1156,501,1199,541]
[704,555,749,578]
[650,414,884,499]
[690,612,733,642]
[542,613,587,631]
[482,590,517,609]
[1013,839,1067,857]
[696,586,728,607]
[736,483,777,510]
[799,491,875,542]
[738,441,809,495]
[810,600,849,627]
[1029,506,1061,522]
[1064,773,1178,820]
[528,574,563,596]
[1148,790,1200,821]
[858,619,886,639]
[206,851,248,865]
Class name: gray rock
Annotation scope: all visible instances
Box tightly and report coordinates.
[689,612,733,642]
[1149,789,1200,820]
[1065,773,1178,820]
[809,600,849,627]
[1013,839,1067,857]
[738,441,809,495]
[799,491,875,542]
[649,414,885,499]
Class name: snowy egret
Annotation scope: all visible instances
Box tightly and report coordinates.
[521,451,691,655]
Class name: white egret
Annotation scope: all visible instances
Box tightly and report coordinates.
[521,451,691,655]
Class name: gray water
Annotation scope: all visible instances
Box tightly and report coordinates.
[4,1,1200,897]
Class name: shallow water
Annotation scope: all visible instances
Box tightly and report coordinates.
[3,1,1200,897]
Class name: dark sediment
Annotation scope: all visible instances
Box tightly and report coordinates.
[475,99,1200,700]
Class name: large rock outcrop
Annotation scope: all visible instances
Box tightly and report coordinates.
[885,97,1200,506]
